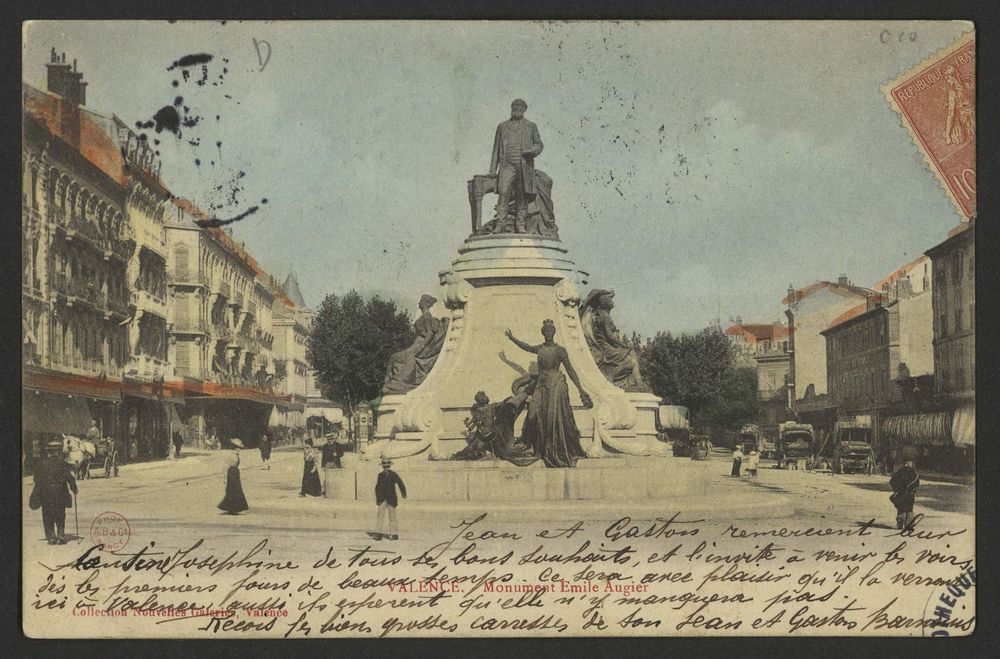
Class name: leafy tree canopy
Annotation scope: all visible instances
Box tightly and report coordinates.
[306,291,414,415]
[639,327,757,429]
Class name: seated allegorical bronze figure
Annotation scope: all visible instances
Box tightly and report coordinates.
[580,289,651,392]
[382,294,449,395]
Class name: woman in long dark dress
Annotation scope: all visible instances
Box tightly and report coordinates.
[300,439,323,497]
[505,320,593,468]
[218,440,249,514]
[258,433,272,470]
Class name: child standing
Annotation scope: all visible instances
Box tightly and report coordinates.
[374,458,407,540]
[746,448,759,478]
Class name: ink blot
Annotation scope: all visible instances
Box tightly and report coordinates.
[167,53,214,71]
[152,106,181,135]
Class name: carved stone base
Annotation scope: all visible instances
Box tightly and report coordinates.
[371,235,661,461]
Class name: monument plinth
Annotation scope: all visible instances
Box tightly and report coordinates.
[372,234,664,461]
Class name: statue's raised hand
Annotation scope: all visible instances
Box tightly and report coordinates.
[504,329,514,339]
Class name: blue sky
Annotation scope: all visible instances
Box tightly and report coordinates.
[23,21,971,334]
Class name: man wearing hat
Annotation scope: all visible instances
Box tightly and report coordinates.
[374,458,407,540]
[321,432,344,469]
[889,450,920,530]
[33,440,78,544]
[490,98,544,234]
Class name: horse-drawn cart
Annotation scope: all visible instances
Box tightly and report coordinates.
[63,434,118,479]
[90,439,119,479]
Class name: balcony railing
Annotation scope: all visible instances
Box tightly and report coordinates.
[211,324,233,342]
[52,273,130,317]
[173,320,208,334]
[171,270,210,288]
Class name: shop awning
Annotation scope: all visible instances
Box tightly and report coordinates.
[22,391,92,436]
[268,405,284,428]
[306,407,343,425]
[952,405,975,447]
[882,412,952,447]
[658,405,690,430]
[167,403,185,433]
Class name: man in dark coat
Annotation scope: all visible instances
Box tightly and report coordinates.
[489,98,544,233]
[890,456,920,530]
[34,440,78,544]
[374,458,407,540]
[321,433,344,469]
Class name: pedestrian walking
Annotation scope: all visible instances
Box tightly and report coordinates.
[889,455,920,530]
[258,432,272,469]
[172,431,184,458]
[300,439,322,497]
[374,458,407,540]
[218,439,249,515]
[30,440,78,544]
[321,433,344,469]
[731,445,744,477]
[745,448,759,478]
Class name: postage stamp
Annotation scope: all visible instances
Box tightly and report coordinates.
[90,511,131,551]
[882,34,976,219]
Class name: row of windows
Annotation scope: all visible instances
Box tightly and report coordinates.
[49,316,128,375]
[938,303,975,337]
[938,342,975,392]
[830,317,885,357]
[834,368,889,403]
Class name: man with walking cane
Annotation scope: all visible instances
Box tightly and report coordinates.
[30,440,78,545]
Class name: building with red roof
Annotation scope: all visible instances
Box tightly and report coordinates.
[783,276,883,429]
[23,50,307,470]
[22,52,137,471]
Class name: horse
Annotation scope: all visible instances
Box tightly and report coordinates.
[62,434,97,479]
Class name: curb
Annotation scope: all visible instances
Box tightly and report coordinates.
[256,493,796,523]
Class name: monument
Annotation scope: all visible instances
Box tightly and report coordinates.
[370,98,664,463]
[326,98,681,504]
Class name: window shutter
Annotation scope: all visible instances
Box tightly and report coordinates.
[175,342,190,375]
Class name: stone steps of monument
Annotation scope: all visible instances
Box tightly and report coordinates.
[264,491,794,523]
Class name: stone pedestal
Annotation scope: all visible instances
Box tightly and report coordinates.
[371,235,666,461]
[326,455,707,502]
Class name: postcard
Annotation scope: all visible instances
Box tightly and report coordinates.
[22,20,975,638]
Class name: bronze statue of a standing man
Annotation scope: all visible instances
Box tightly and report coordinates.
[490,99,544,234]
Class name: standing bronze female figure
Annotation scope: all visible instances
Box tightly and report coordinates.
[505,320,593,468]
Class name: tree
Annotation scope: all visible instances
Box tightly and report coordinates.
[639,327,754,428]
[306,291,414,434]
[703,366,759,429]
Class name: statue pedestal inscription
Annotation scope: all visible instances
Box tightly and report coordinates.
[371,235,665,461]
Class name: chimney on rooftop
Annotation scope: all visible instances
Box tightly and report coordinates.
[45,50,87,106]
[45,50,87,148]
[837,274,849,287]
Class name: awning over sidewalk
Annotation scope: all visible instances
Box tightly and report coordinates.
[881,412,952,447]
[952,405,975,447]
[306,406,343,425]
[22,391,92,435]
[268,405,284,428]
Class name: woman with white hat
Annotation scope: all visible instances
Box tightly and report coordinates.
[218,439,249,514]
